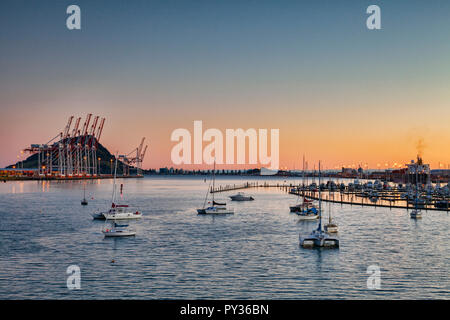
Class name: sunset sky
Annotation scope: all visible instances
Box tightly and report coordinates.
[1,0,450,170]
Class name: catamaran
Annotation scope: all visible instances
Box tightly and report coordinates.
[197,161,234,215]
[299,161,339,248]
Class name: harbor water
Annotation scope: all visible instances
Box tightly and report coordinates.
[0,176,448,299]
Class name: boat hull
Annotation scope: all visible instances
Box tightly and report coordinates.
[296,214,319,220]
[299,235,339,248]
[197,208,234,215]
[324,225,338,233]
[230,196,254,201]
[104,213,143,220]
[92,212,106,220]
[102,231,136,237]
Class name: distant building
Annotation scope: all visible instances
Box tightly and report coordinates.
[405,156,430,185]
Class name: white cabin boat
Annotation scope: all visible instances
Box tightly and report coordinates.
[102,221,136,237]
[103,204,142,220]
[229,192,254,201]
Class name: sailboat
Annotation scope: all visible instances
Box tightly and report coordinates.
[324,198,338,233]
[410,161,422,219]
[102,220,136,237]
[197,161,234,215]
[291,155,317,216]
[299,161,339,248]
[92,155,142,220]
[81,183,88,206]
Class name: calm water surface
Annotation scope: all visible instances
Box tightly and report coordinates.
[0,176,448,299]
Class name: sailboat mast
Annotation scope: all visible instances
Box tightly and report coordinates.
[111,154,118,204]
[212,160,216,203]
[415,160,419,210]
[318,161,322,230]
[302,154,305,187]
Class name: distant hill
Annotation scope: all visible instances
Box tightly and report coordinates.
[8,141,136,175]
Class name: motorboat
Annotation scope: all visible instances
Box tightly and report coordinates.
[102,221,136,237]
[229,192,254,201]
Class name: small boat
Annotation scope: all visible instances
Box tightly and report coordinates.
[290,194,314,213]
[410,209,422,219]
[296,206,319,220]
[92,212,105,220]
[229,192,254,201]
[434,200,450,209]
[197,161,234,215]
[324,201,338,233]
[197,202,234,215]
[102,221,136,237]
[81,183,88,205]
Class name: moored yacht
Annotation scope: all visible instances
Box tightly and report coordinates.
[102,221,136,237]
[103,203,142,220]
[197,161,234,215]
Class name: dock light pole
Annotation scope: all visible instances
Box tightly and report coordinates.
[110,158,113,175]
[98,157,101,176]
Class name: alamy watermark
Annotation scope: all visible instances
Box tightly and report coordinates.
[66,265,81,290]
[170,121,279,171]
[367,265,381,290]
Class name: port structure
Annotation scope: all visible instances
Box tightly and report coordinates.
[24,114,106,177]
[119,137,148,176]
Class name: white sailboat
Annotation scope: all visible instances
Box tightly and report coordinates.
[299,161,339,248]
[93,155,142,220]
[102,220,136,237]
[197,161,234,215]
[324,198,338,233]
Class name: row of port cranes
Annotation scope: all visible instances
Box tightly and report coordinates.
[24,114,104,177]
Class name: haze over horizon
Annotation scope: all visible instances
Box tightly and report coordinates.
[1,0,450,170]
